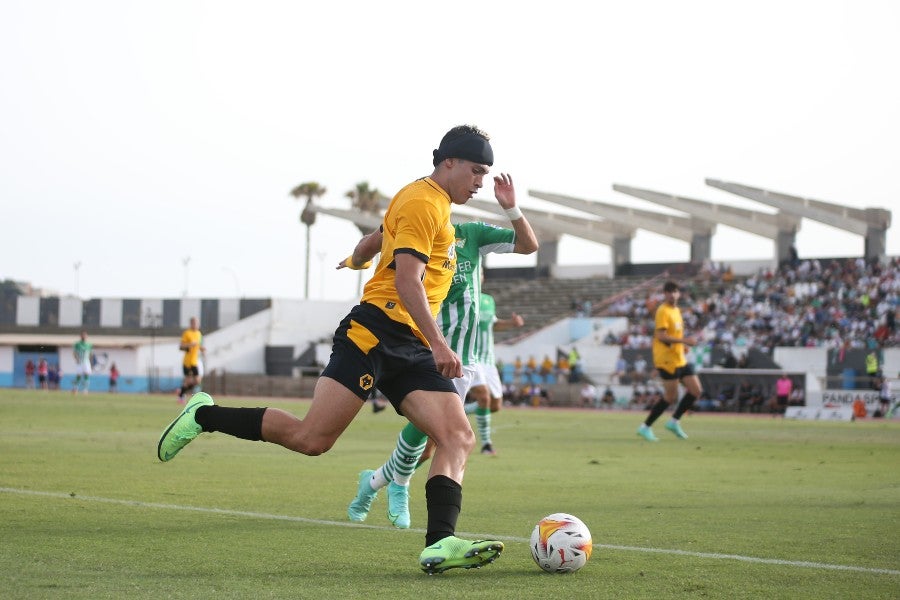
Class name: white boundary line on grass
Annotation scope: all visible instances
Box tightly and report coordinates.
[3,487,897,577]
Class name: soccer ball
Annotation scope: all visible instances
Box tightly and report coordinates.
[530,513,593,573]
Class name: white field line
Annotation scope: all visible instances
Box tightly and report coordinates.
[2,487,897,577]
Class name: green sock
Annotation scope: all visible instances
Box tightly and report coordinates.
[475,406,492,446]
[381,422,427,486]
[463,401,478,415]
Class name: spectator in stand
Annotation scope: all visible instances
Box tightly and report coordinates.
[737,378,754,412]
[539,355,554,380]
[696,391,721,412]
[631,354,648,384]
[525,355,537,378]
[789,386,805,407]
[37,357,49,390]
[748,382,766,413]
[24,359,35,389]
[600,385,615,409]
[556,353,570,379]
[48,363,61,390]
[580,383,597,408]
[527,383,547,406]
[109,362,120,393]
[614,258,900,362]
[612,355,628,384]
[632,384,647,410]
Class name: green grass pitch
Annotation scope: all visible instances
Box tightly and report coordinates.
[1,389,898,599]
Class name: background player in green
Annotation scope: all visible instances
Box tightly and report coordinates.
[465,291,525,455]
[344,174,537,529]
[72,330,93,394]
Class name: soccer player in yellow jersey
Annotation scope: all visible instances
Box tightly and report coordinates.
[637,281,704,441]
[156,125,504,574]
[177,317,205,403]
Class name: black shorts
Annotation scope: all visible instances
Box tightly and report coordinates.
[321,303,456,413]
[183,365,200,376]
[657,363,696,381]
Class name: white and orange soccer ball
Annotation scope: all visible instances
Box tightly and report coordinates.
[530,513,593,573]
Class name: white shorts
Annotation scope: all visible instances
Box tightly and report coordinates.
[474,363,503,399]
[76,360,92,377]
[452,364,480,402]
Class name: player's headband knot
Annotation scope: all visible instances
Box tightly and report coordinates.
[432,133,494,167]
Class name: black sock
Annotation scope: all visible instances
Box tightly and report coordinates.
[179,385,188,397]
[195,406,266,441]
[425,475,462,547]
[644,399,670,426]
[673,393,697,419]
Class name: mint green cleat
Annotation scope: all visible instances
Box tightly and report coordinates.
[157,392,214,461]
[637,424,659,442]
[347,470,378,522]
[665,420,688,439]
[419,536,504,574]
[387,482,411,529]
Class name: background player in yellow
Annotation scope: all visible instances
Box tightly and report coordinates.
[637,280,704,441]
[177,317,205,403]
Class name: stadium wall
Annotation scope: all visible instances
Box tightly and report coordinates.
[0,298,354,393]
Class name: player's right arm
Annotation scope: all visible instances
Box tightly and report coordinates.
[492,173,538,255]
[394,252,462,379]
[337,227,383,270]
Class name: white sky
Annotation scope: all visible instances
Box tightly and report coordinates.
[1,0,898,301]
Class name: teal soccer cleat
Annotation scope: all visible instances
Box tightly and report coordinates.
[387,482,411,529]
[347,469,378,522]
[637,424,659,442]
[665,420,689,439]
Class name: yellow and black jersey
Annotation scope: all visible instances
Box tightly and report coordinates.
[181,329,202,367]
[652,302,687,372]
[361,177,456,343]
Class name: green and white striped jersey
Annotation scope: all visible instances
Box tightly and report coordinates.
[437,222,515,366]
[73,340,93,364]
[474,293,497,366]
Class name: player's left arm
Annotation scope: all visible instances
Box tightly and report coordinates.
[493,173,538,255]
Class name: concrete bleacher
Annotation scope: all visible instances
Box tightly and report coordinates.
[482,274,657,343]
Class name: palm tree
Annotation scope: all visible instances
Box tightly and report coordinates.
[289,182,326,299]
[345,181,387,214]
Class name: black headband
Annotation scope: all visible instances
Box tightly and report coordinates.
[432,134,494,166]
